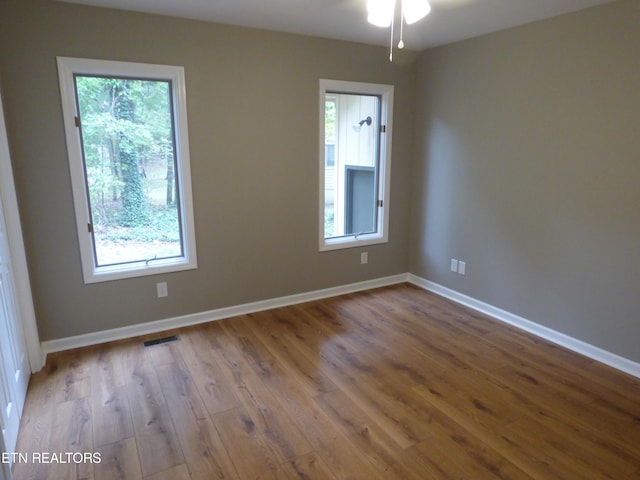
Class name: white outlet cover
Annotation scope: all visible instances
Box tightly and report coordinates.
[450,259,458,272]
[156,282,168,298]
[458,261,466,275]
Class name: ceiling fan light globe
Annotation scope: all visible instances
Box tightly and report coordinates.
[402,0,431,24]
[367,0,394,27]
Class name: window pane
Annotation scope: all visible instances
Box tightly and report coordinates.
[323,92,379,240]
[75,76,182,267]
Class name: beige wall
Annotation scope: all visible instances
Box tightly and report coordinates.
[0,0,415,340]
[410,0,640,361]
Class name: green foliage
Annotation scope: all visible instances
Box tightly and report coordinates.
[76,75,181,252]
[95,205,180,243]
[325,98,336,143]
[324,209,335,238]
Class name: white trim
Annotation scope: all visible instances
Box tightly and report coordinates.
[0,90,43,372]
[41,274,408,355]
[0,443,10,480]
[56,57,197,284]
[407,274,640,379]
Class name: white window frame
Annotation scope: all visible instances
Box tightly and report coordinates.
[319,79,393,251]
[57,57,197,283]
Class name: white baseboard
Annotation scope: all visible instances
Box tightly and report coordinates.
[408,274,640,379]
[41,273,409,357]
[40,272,640,380]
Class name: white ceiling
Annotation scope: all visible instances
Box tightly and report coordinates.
[57,0,615,50]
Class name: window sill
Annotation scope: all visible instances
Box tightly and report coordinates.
[83,257,197,284]
[320,233,387,252]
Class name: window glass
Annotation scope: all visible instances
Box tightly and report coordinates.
[75,76,182,267]
[323,92,380,240]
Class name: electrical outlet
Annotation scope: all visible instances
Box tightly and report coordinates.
[361,252,368,264]
[156,282,168,298]
[458,261,466,275]
[450,258,458,272]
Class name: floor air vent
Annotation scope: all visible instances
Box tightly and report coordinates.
[143,335,179,347]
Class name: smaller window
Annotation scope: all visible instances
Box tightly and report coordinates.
[57,57,197,283]
[319,80,393,251]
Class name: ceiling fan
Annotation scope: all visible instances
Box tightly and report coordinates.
[367,0,431,60]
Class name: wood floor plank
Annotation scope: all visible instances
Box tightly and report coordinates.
[53,347,96,405]
[146,330,183,367]
[252,303,428,449]
[12,396,54,480]
[213,406,281,480]
[221,315,335,424]
[47,397,93,480]
[155,360,208,422]
[315,388,430,480]
[412,363,525,431]
[274,453,335,480]
[293,302,450,449]
[134,431,184,479]
[121,340,184,477]
[91,344,134,448]
[505,414,636,479]
[276,398,387,480]
[143,464,192,480]
[492,363,640,461]
[94,437,142,480]
[176,416,239,480]
[176,326,240,415]
[156,359,239,479]
[224,314,388,480]
[18,362,58,423]
[121,341,176,436]
[409,335,640,477]
[411,429,533,480]
[210,321,314,464]
[582,360,640,400]
[241,311,337,397]
[12,284,640,480]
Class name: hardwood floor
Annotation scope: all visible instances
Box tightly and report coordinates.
[12,283,640,479]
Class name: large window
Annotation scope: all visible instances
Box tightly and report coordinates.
[319,80,393,251]
[57,57,197,283]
